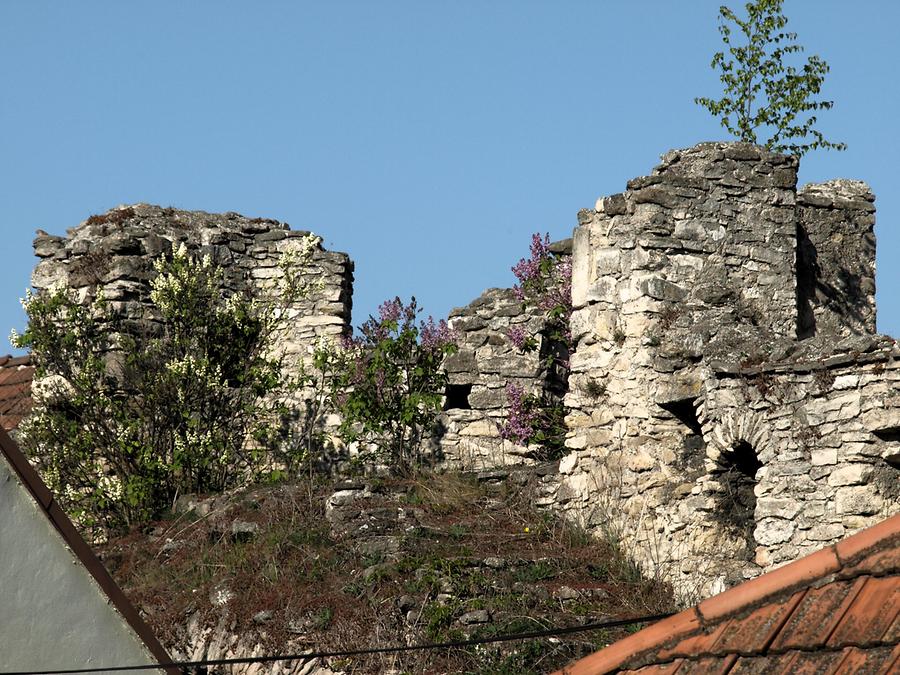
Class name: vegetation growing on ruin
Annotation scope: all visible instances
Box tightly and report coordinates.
[500,233,572,456]
[695,0,846,156]
[314,296,458,471]
[14,239,319,536]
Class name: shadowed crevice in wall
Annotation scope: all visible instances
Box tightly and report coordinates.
[795,221,818,340]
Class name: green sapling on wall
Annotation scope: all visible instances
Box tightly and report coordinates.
[695,0,846,157]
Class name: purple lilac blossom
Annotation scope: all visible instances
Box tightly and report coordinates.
[499,381,539,445]
[402,298,419,324]
[420,316,455,350]
[378,297,403,324]
[506,325,529,351]
[511,233,551,300]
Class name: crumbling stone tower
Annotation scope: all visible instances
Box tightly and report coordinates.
[23,146,899,602]
[31,204,354,366]
[556,142,896,599]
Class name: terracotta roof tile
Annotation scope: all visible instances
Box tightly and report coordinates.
[697,546,840,622]
[884,609,900,645]
[0,354,34,431]
[833,644,900,674]
[656,621,731,661]
[0,365,34,386]
[827,575,900,647]
[707,590,805,655]
[556,513,900,675]
[769,579,864,651]
[668,655,736,674]
[836,515,900,563]
[559,610,702,675]
[842,540,900,577]
[621,661,684,674]
[0,354,30,368]
[769,649,845,674]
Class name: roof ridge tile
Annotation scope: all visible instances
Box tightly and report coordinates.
[835,516,900,567]
[556,609,702,674]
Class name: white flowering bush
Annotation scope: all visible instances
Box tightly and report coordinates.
[14,237,320,535]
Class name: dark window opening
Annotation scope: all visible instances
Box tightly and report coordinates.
[443,384,472,411]
[660,397,706,474]
[659,398,703,435]
[539,336,570,397]
[874,427,900,471]
[727,440,763,479]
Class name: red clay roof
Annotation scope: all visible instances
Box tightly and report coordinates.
[0,353,34,431]
[557,514,900,674]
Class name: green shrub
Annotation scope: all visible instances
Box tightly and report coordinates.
[14,239,318,535]
[695,0,845,156]
[314,297,457,471]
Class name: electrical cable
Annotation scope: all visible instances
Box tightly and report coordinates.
[1,611,674,674]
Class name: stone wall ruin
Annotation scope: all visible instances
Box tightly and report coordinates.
[24,142,900,604]
[31,204,354,367]
[438,239,571,469]
[545,142,898,599]
[30,204,354,460]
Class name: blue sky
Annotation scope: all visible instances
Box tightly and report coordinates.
[2,1,898,353]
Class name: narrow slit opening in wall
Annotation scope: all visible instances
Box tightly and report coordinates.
[443,384,472,411]
[795,221,818,340]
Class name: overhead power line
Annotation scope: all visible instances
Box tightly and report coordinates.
[1,611,674,675]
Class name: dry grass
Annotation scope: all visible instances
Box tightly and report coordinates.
[99,470,675,674]
[84,206,136,226]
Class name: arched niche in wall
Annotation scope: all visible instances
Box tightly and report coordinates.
[706,410,770,556]
[712,440,762,537]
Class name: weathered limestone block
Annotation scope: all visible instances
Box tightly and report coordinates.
[755,518,796,546]
[835,485,882,516]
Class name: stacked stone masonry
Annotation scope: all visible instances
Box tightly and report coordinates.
[31,204,354,369]
[703,339,900,571]
[550,142,897,600]
[797,180,877,339]
[439,236,569,469]
[24,144,900,605]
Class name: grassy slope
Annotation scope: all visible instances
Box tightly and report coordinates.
[99,470,675,674]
